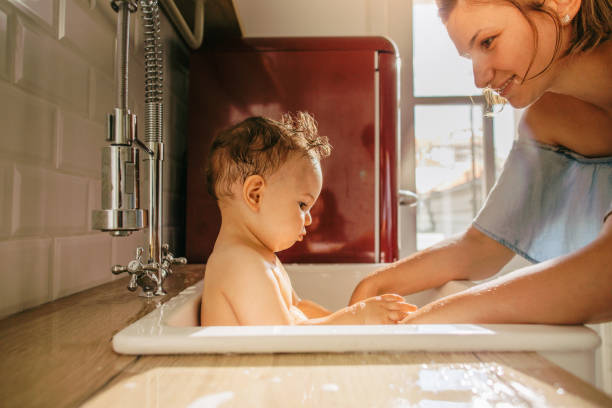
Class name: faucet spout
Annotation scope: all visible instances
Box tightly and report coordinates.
[92,1,146,236]
[92,0,186,297]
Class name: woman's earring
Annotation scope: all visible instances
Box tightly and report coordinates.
[561,14,571,25]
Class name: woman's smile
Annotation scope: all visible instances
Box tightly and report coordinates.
[495,75,517,97]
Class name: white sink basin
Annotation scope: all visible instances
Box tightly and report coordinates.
[113,264,600,384]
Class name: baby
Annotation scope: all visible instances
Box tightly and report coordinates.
[201,112,415,326]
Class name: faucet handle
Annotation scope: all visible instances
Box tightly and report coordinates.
[111,264,128,275]
[112,262,143,292]
[127,259,144,273]
[165,253,187,265]
[112,255,145,275]
[111,246,149,292]
[174,256,187,265]
[161,243,185,263]
[127,274,138,291]
[135,246,145,263]
[161,243,170,255]
[161,243,187,272]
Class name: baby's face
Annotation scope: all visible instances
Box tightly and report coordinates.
[258,154,323,252]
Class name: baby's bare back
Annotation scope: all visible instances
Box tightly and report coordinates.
[200,253,240,326]
[201,244,297,326]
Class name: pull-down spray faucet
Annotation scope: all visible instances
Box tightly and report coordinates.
[92,0,186,297]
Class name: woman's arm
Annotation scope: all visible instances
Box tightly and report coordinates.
[401,217,612,324]
[349,226,515,304]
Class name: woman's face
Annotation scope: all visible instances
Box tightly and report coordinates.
[445,0,561,108]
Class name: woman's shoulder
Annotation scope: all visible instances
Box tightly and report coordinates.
[518,93,612,156]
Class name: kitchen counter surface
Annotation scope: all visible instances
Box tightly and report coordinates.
[1,265,611,407]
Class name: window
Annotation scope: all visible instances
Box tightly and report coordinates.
[414,104,485,249]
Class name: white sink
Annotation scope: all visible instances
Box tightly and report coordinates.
[113,264,600,385]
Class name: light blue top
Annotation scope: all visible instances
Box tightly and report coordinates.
[473,138,612,263]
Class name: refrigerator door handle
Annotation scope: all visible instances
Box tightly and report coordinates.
[398,189,418,208]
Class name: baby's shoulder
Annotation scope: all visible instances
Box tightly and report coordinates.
[205,244,271,283]
[205,246,286,304]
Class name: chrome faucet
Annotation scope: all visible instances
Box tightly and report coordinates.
[92,0,186,297]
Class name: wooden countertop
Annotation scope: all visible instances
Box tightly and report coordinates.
[1,265,611,407]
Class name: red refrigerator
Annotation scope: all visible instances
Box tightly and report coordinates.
[186,37,399,263]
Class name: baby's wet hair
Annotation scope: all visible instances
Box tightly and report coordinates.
[205,112,331,200]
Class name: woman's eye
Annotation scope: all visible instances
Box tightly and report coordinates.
[299,202,308,210]
[481,36,495,49]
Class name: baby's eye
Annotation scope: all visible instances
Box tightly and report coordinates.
[299,202,308,210]
[481,36,496,50]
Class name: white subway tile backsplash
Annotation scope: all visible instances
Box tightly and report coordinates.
[53,233,112,298]
[16,17,90,114]
[0,5,9,79]
[64,0,114,76]
[12,165,89,235]
[0,163,13,237]
[88,179,101,230]
[0,238,52,319]
[46,171,89,234]
[12,165,46,235]
[91,69,114,124]
[9,0,57,32]
[59,110,105,176]
[0,82,56,164]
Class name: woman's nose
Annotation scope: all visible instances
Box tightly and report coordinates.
[472,56,494,89]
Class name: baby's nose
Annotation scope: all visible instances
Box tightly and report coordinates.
[304,211,312,226]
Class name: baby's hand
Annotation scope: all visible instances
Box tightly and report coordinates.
[352,294,417,324]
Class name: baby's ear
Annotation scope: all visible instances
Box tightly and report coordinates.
[243,175,265,212]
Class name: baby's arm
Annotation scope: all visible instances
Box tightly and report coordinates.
[299,295,417,325]
[290,289,414,323]
[291,288,331,318]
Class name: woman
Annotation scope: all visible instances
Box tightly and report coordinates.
[350,0,612,324]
